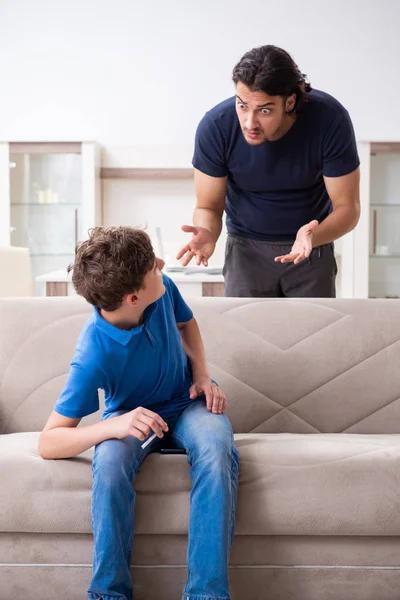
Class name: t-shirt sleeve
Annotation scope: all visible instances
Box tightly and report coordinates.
[192,112,228,178]
[54,356,102,419]
[166,276,194,324]
[322,110,360,177]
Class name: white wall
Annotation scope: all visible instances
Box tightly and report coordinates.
[1,0,399,147]
[1,0,399,272]
[103,178,227,267]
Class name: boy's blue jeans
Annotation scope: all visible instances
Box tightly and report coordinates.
[87,400,240,600]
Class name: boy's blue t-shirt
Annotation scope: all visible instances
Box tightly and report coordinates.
[54,274,196,421]
[192,89,360,242]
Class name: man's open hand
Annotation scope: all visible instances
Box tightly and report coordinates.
[274,220,319,264]
[176,225,216,267]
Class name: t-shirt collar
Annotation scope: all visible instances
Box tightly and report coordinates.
[93,301,159,346]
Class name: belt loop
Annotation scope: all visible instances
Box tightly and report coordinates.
[318,247,321,258]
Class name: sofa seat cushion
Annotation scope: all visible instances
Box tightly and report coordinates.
[2,431,400,536]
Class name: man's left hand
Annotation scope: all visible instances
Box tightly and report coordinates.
[274,220,319,264]
[189,377,227,414]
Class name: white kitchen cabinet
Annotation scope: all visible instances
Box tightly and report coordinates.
[0,142,102,295]
[349,142,400,298]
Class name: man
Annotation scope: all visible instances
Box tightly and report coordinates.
[177,45,360,297]
[38,226,240,600]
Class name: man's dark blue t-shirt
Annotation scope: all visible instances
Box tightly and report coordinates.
[192,89,360,242]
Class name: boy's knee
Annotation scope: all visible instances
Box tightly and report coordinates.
[93,439,137,485]
[191,434,239,469]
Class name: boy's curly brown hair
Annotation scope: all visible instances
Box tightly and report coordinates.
[68,226,155,311]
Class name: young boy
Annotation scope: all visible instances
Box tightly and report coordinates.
[38,226,240,600]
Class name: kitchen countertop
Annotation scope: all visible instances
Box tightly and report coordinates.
[36,269,225,284]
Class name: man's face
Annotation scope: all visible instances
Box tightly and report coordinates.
[235,82,295,144]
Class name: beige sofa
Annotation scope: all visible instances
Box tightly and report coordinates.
[1,296,400,600]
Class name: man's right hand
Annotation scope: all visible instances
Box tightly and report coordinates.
[176,225,216,267]
[108,407,168,441]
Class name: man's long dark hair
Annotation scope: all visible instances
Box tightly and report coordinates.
[232,45,312,114]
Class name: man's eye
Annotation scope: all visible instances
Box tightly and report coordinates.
[261,108,271,115]
[238,103,246,110]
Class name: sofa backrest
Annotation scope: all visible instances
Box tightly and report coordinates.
[1,296,400,434]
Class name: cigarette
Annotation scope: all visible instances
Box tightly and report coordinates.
[141,432,157,450]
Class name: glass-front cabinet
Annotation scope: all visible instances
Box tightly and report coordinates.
[0,142,102,295]
[368,146,400,298]
[340,142,400,299]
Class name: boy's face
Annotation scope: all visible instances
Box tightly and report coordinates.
[137,256,166,307]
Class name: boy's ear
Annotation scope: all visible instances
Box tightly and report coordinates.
[124,292,139,307]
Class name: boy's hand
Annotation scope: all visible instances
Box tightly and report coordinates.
[108,407,168,441]
[189,377,227,414]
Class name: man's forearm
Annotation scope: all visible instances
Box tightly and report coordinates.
[179,318,210,381]
[193,207,223,243]
[312,205,360,247]
[39,420,113,460]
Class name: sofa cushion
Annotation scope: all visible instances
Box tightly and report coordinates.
[2,431,400,536]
